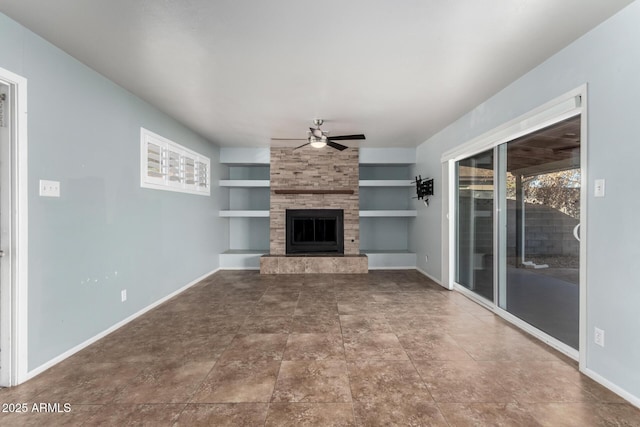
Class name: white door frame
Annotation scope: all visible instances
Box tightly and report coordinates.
[441,85,587,368]
[0,66,29,386]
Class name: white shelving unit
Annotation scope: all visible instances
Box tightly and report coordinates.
[359,180,414,187]
[219,210,269,217]
[359,210,417,217]
[218,147,418,270]
[362,250,418,269]
[220,180,270,187]
[359,148,417,269]
[219,148,270,269]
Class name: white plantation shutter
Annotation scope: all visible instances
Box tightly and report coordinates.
[145,141,166,185]
[140,128,210,196]
[184,156,196,186]
[167,149,183,184]
[196,160,209,190]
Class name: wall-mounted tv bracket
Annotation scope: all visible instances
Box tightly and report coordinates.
[413,175,434,206]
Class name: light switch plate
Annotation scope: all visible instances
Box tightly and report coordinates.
[594,179,605,197]
[39,180,60,197]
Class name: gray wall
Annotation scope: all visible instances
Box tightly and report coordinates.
[412,1,640,400]
[0,13,227,371]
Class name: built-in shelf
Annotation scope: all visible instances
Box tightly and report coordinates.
[220,147,270,165]
[359,210,417,217]
[222,249,268,255]
[360,249,413,254]
[359,180,414,187]
[274,189,354,195]
[220,180,270,187]
[219,210,270,217]
[360,250,417,269]
[220,249,267,269]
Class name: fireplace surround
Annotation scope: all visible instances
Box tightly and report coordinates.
[261,146,367,274]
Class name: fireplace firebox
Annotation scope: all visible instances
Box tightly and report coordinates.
[286,209,344,254]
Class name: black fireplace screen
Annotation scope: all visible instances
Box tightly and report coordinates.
[286,209,344,254]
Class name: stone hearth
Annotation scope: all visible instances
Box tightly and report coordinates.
[260,254,368,274]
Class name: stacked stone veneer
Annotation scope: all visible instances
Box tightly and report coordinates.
[269,146,360,256]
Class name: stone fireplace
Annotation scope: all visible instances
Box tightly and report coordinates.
[260,146,367,274]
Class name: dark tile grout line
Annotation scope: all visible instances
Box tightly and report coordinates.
[338,308,359,426]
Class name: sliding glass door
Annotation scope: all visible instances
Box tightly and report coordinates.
[498,116,581,349]
[455,115,581,350]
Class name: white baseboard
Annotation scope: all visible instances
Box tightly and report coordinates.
[582,367,640,410]
[368,266,416,270]
[23,267,220,382]
[416,267,442,285]
[220,267,260,270]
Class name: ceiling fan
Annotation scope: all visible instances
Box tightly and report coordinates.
[272,119,365,151]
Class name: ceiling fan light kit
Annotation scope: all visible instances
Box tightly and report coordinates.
[273,119,366,151]
[309,140,327,149]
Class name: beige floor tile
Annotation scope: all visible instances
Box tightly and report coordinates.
[524,402,640,427]
[175,403,269,426]
[339,315,392,334]
[82,403,185,426]
[239,316,293,334]
[343,333,409,360]
[272,360,351,403]
[217,334,288,362]
[397,331,473,361]
[438,402,541,426]
[113,360,214,403]
[190,360,280,403]
[283,334,345,360]
[353,400,448,427]
[0,403,100,427]
[33,362,144,404]
[291,315,341,333]
[265,403,355,427]
[413,360,515,403]
[347,360,432,403]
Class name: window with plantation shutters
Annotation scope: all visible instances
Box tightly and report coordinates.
[140,127,211,196]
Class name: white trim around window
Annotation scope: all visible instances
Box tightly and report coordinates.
[140,127,210,196]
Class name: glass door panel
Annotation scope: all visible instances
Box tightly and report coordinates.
[455,149,494,301]
[499,116,581,349]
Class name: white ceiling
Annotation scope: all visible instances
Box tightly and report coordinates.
[0,0,633,147]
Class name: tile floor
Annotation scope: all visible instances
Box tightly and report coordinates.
[1,270,638,426]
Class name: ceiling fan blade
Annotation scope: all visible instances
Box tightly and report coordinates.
[293,142,311,150]
[327,141,348,151]
[327,134,365,141]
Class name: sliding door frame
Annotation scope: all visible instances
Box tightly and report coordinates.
[442,85,587,368]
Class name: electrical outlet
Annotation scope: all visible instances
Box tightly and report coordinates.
[121,289,127,302]
[594,327,605,347]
